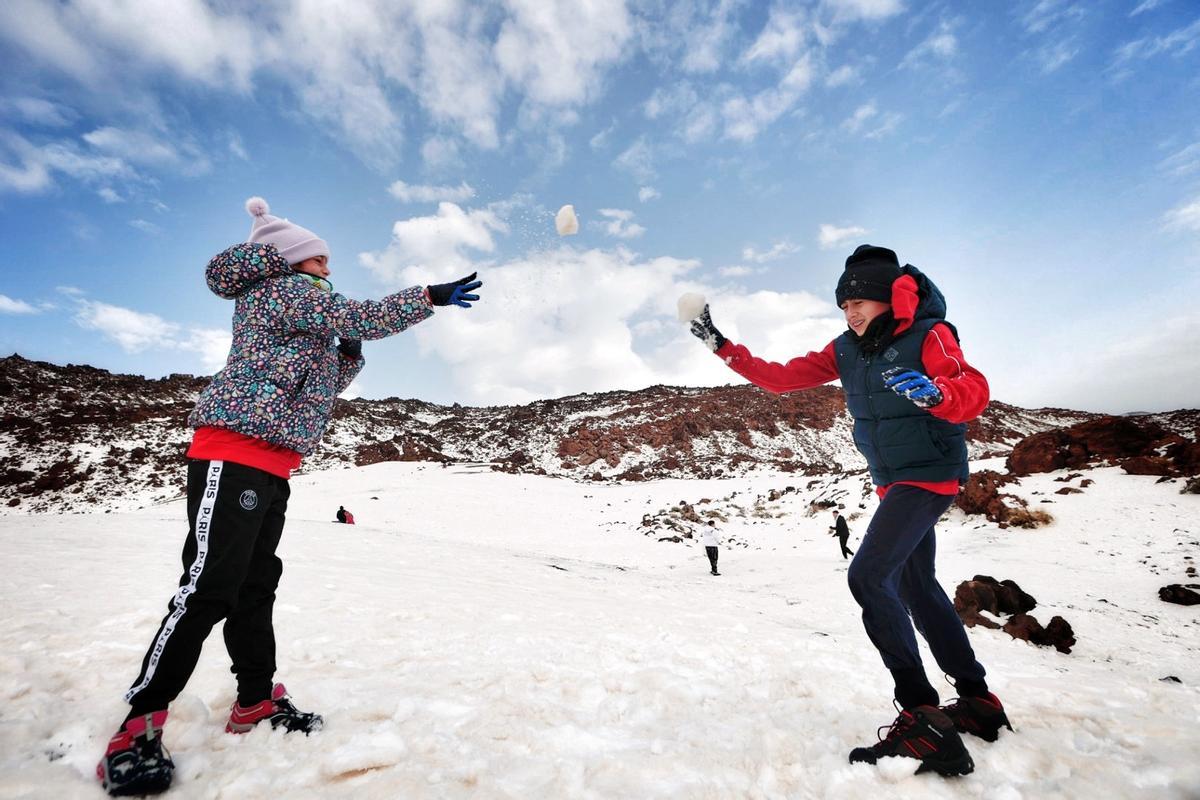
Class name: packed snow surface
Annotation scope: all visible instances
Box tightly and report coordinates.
[1,463,1197,799]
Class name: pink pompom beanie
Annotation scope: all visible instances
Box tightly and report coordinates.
[244,197,330,266]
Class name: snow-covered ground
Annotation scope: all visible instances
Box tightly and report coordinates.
[1,462,1197,799]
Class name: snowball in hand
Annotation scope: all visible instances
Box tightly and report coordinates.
[555,204,579,236]
[677,292,708,322]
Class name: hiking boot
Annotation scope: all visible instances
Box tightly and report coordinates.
[941,692,1013,742]
[848,705,974,777]
[96,711,174,796]
[226,683,323,734]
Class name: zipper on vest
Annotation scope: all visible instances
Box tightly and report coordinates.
[862,350,885,482]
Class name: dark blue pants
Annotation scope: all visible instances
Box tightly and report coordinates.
[847,485,986,708]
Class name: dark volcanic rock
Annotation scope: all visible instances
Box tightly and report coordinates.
[1008,415,1200,478]
[1158,584,1200,606]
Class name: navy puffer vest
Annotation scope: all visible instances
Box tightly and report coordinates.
[835,301,969,487]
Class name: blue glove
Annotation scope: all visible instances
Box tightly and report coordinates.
[427,273,482,308]
[689,304,728,352]
[882,367,943,408]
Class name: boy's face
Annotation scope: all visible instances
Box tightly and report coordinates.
[293,255,330,279]
[839,298,890,336]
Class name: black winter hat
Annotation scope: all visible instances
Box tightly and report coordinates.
[835,244,902,306]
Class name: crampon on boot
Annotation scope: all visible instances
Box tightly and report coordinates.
[848,704,974,777]
[226,683,323,734]
[96,710,174,797]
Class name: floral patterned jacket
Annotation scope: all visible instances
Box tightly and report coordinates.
[188,243,434,455]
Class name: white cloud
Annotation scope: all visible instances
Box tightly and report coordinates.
[179,327,233,374]
[644,83,700,120]
[228,132,248,161]
[821,0,905,23]
[494,0,632,106]
[818,223,868,249]
[2,97,74,127]
[1036,39,1080,73]
[598,208,646,239]
[0,130,131,193]
[0,294,39,314]
[1163,197,1200,233]
[638,186,661,202]
[1112,18,1200,71]
[900,23,958,70]
[614,138,656,183]
[742,7,807,65]
[825,64,861,87]
[1019,0,1085,35]
[1130,0,1165,16]
[718,265,759,278]
[388,180,477,204]
[677,0,743,74]
[74,300,180,353]
[421,136,462,169]
[742,241,800,263]
[97,187,122,203]
[842,102,877,133]
[405,242,844,403]
[129,219,162,235]
[359,202,508,287]
[1159,142,1200,177]
[722,53,815,142]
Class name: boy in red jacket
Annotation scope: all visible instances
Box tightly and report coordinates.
[688,245,1011,776]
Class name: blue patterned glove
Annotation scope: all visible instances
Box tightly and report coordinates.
[882,367,944,408]
[427,273,482,308]
[689,304,728,352]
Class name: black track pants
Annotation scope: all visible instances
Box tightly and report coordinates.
[705,546,719,571]
[125,460,290,716]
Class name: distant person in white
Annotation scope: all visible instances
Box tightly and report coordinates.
[701,521,721,576]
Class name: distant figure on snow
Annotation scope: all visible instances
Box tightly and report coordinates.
[688,244,1010,775]
[97,197,483,797]
[830,510,854,559]
[335,505,347,523]
[343,510,355,525]
[701,521,721,576]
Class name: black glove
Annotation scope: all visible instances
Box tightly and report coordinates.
[337,338,362,358]
[427,273,482,307]
[689,304,728,352]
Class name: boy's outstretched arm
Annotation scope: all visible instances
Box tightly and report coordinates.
[686,300,839,393]
[919,323,989,423]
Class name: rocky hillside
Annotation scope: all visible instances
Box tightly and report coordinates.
[0,353,1146,515]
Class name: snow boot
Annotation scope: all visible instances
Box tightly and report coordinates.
[848,704,974,777]
[941,692,1013,742]
[96,711,173,797]
[226,683,323,734]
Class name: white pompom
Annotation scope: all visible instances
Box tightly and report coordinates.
[677,292,708,322]
[245,196,270,217]
[555,204,579,236]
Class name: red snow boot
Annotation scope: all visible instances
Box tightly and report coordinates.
[226,683,323,734]
[96,710,173,796]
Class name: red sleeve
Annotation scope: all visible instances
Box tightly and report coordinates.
[715,339,839,394]
[922,323,989,423]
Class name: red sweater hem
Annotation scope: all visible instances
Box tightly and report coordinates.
[186,427,303,479]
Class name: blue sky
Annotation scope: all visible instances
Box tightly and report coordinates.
[1,0,1198,413]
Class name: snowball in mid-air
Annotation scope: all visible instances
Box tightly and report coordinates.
[555,205,579,236]
[677,292,707,321]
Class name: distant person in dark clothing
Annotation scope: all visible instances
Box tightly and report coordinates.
[336,506,347,523]
[830,510,854,559]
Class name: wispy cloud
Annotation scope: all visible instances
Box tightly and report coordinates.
[0,294,39,314]
[821,0,905,24]
[742,241,800,263]
[638,186,661,202]
[742,7,807,66]
[900,21,958,70]
[1019,0,1086,35]
[388,180,477,204]
[1130,0,1165,16]
[598,208,646,239]
[129,219,162,235]
[818,223,869,249]
[1159,142,1200,177]
[1112,18,1200,73]
[1163,196,1200,232]
[614,138,656,183]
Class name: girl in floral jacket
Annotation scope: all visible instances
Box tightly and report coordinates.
[98,198,482,797]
